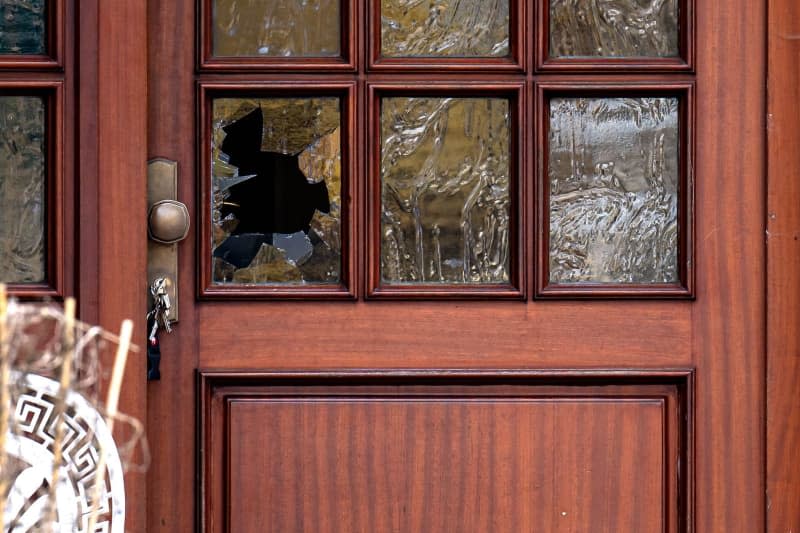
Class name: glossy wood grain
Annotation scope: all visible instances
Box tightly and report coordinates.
[82,0,149,530]
[767,0,800,529]
[147,0,199,531]
[693,0,766,530]
[201,370,692,533]
[197,301,692,368]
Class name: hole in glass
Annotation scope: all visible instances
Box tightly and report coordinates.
[211,97,342,285]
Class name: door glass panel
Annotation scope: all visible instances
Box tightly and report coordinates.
[549,96,679,284]
[212,0,340,57]
[211,97,341,284]
[549,0,679,58]
[381,0,509,58]
[0,0,46,55]
[0,96,46,283]
[381,97,511,284]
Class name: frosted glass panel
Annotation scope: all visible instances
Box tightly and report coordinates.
[0,96,46,283]
[550,0,679,58]
[212,98,341,285]
[381,97,511,284]
[213,0,340,57]
[381,0,509,57]
[0,0,46,54]
[549,97,679,284]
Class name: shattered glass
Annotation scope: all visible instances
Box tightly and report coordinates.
[211,98,342,285]
[0,96,46,283]
[381,97,511,284]
[213,0,340,57]
[0,0,45,55]
[549,0,679,58]
[381,0,509,57]
[548,97,680,284]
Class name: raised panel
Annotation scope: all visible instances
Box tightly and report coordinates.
[201,371,693,533]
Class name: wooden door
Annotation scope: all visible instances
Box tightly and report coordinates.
[142,0,766,531]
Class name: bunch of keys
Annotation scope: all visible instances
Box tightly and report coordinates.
[147,277,173,380]
[148,277,173,341]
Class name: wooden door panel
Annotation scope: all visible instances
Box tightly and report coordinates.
[198,302,691,368]
[201,372,691,533]
[142,0,766,530]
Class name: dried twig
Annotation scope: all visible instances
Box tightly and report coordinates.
[45,297,76,532]
[0,284,9,523]
[86,319,132,531]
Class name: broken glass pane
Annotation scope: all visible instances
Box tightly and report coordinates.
[549,0,679,58]
[213,0,340,57]
[381,0,509,57]
[381,97,511,284]
[548,97,680,284]
[0,0,46,55]
[211,97,341,285]
[0,96,46,283]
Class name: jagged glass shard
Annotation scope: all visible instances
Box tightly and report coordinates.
[380,97,511,284]
[212,0,340,57]
[548,97,680,284]
[211,97,342,285]
[549,0,679,58]
[0,96,46,283]
[381,0,509,57]
[0,0,45,55]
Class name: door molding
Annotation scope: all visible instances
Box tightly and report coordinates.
[78,0,148,530]
[767,0,800,529]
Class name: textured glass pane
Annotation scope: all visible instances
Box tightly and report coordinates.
[381,97,511,284]
[213,0,340,57]
[381,0,509,57]
[0,0,46,54]
[212,98,341,285]
[550,0,679,58]
[0,96,46,283]
[549,97,679,284]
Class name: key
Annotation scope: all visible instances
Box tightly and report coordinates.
[148,277,174,335]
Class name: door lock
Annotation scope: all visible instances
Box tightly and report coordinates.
[147,159,186,326]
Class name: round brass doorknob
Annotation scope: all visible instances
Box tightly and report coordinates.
[148,200,190,244]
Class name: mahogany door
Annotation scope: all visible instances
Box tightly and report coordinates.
[144,0,765,531]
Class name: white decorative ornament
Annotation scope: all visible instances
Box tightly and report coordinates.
[3,371,125,532]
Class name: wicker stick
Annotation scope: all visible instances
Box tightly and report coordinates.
[0,284,9,525]
[46,297,76,532]
[86,319,133,532]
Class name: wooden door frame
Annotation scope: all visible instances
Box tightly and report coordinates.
[767,0,800,529]
[74,0,799,530]
[77,0,148,530]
